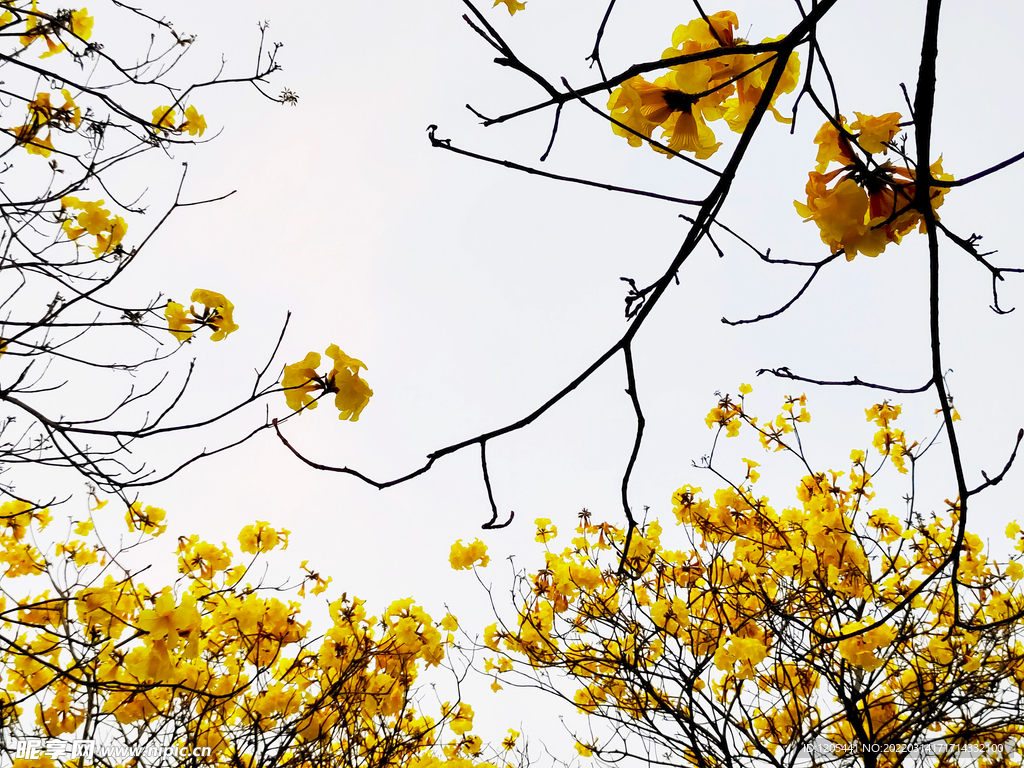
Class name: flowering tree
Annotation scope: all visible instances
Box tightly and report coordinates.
[5,0,1024,764]
[460,392,1024,765]
[1,502,502,767]
[0,1,391,764]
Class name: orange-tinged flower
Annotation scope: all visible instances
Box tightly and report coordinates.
[795,143,951,260]
[850,111,902,154]
[608,75,723,159]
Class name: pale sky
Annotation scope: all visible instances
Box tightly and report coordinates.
[26,0,1024,752]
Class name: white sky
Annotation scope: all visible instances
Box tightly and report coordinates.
[21,0,1024,753]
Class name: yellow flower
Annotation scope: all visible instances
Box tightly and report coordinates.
[575,742,594,757]
[850,111,902,154]
[70,8,93,40]
[447,702,474,735]
[449,539,490,570]
[323,344,373,420]
[238,522,289,554]
[837,620,896,671]
[125,502,167,536]
[282,352,323,412]
[502,729,520,750]
[190,289,238,340]
[534,517,557,543]
[797,114,950,259]
[165,301,193,342]
[331,367,373,421]
[608,75,723,159]
[181,105,207,137]
[493,0,526,13]
[152,106,176,133]
[281,345,372,419]
[24,131,55,156]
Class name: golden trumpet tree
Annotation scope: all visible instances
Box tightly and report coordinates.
[465,392,1024,765]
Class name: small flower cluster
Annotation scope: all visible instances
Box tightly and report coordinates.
[607,11,800,159]
[454,391,1024,759]
[60,197,128,257]
[13,1,93,59]
[165,289,239,342]
[1,497,501,767]
[9,90,80,157]
[281,345,373,421]
[151,105,207,137]
[794,112,953,259]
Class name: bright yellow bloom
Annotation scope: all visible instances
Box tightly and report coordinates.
[282,345,372,420]
[608,74,723,159]
[534,517,557,543]
[70,8,93,39]
[449,539,490,570]
[191,289,238,340]
[837,620,896,671]
[238,522,290,554]
[797,114,951,259]
[181,105,207,137]
[125,502,167,536]
[152,105,176,133]
[493,0,526,13]
[60,197,128,256]
[326,345,373,421]
[19,0,90,58]
[165,301,192,342]
[282,351,323,411]
[24,131,54,156]
[447,702,474,735]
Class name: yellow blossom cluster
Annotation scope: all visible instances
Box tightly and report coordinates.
[0,500,50,578]
[8,90,80,157]
[282,345,373,421]
[0,497,507,767]
[151,104,208,137]
[795,111,953,259]
[607,11,800,159]
[457,389,1024,761]
[165,289,239,342]
[14,0,93,59]
[60,196,128,257]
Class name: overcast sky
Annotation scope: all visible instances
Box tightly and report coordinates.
[53,0,1024,750]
